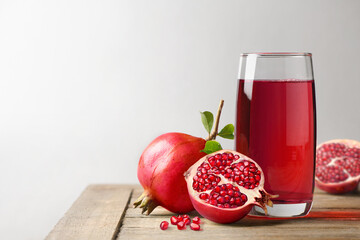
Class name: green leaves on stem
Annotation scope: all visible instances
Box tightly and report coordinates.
[200,111,214,138]
[200,140,222,154]
[218,124,234,139]
[200,100,234,154]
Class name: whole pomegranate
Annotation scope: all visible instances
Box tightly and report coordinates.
[315,139,360,194]
[185,150,276,223]
[134,132,206,214]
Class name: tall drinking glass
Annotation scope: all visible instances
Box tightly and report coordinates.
[236,52,316,217]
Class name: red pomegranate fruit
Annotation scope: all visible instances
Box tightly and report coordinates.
[133,132,206,214]
[185,150,277,224]
[315,139,360,194]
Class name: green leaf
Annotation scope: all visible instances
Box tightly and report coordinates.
[200,140,223,154]
[200,111,214,134]
[218,124,235,139]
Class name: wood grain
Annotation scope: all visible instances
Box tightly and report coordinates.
[119,186,360,240]
[47,185,360,240]
[46,184,133,240]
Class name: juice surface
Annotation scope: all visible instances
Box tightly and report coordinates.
[236,79,316,203]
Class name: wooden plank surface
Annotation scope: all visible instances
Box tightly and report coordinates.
[46,185,133,240]
[47,185,360,240]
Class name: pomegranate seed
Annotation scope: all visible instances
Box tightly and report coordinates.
[199,193,209,200]
[190,223,201,231]
[212,193,219,199]
[160,221,169,230]
[177,221,186,230]
[177,215,183,221]
[217,196,225,204]
[182,214,190,219]
[192,216,201,224]
[170,216,178,225]
[241,194,248,202]
[184,218,191,225]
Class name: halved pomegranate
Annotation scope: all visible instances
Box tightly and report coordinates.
[185,150,277,223]
[315,139,360,194]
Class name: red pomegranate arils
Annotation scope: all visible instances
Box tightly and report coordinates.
[177,221,186,230]
[192,216,201,224]
[184,218,191,225]
[160,221,169,230]
[170,216,178,225]
[190,223,201,231]
[182,214,190,219]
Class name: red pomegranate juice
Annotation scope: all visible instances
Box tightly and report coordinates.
[236,79,316,204]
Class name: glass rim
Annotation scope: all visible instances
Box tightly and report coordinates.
[240,52,312,57]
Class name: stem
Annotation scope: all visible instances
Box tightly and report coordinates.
[206,99,224,141]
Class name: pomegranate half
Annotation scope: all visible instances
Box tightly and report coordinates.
[185,150,276,223]
[134,132,206,214]
[315,139,360,194]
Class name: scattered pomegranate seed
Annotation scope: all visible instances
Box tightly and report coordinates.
[192,216,201,224]
[183,218,191,225]
[182,214,190,219]
[160,221,169,230]
[162,216,203,231]
[170,216,178,225]
[190,223,201,231]
[177,221,186,230]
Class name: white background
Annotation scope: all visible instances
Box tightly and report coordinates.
[1,0,360,239]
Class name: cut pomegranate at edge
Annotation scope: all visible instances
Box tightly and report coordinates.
[315,139,360,194]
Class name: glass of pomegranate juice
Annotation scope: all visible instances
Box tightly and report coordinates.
[236,52,316,217]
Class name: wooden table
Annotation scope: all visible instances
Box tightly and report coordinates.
[46,184,360,240]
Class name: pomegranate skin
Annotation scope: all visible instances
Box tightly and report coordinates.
[315,180,358,195]
[137,132,206,213]
[190,195,253,224]
[315,139,360,194]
